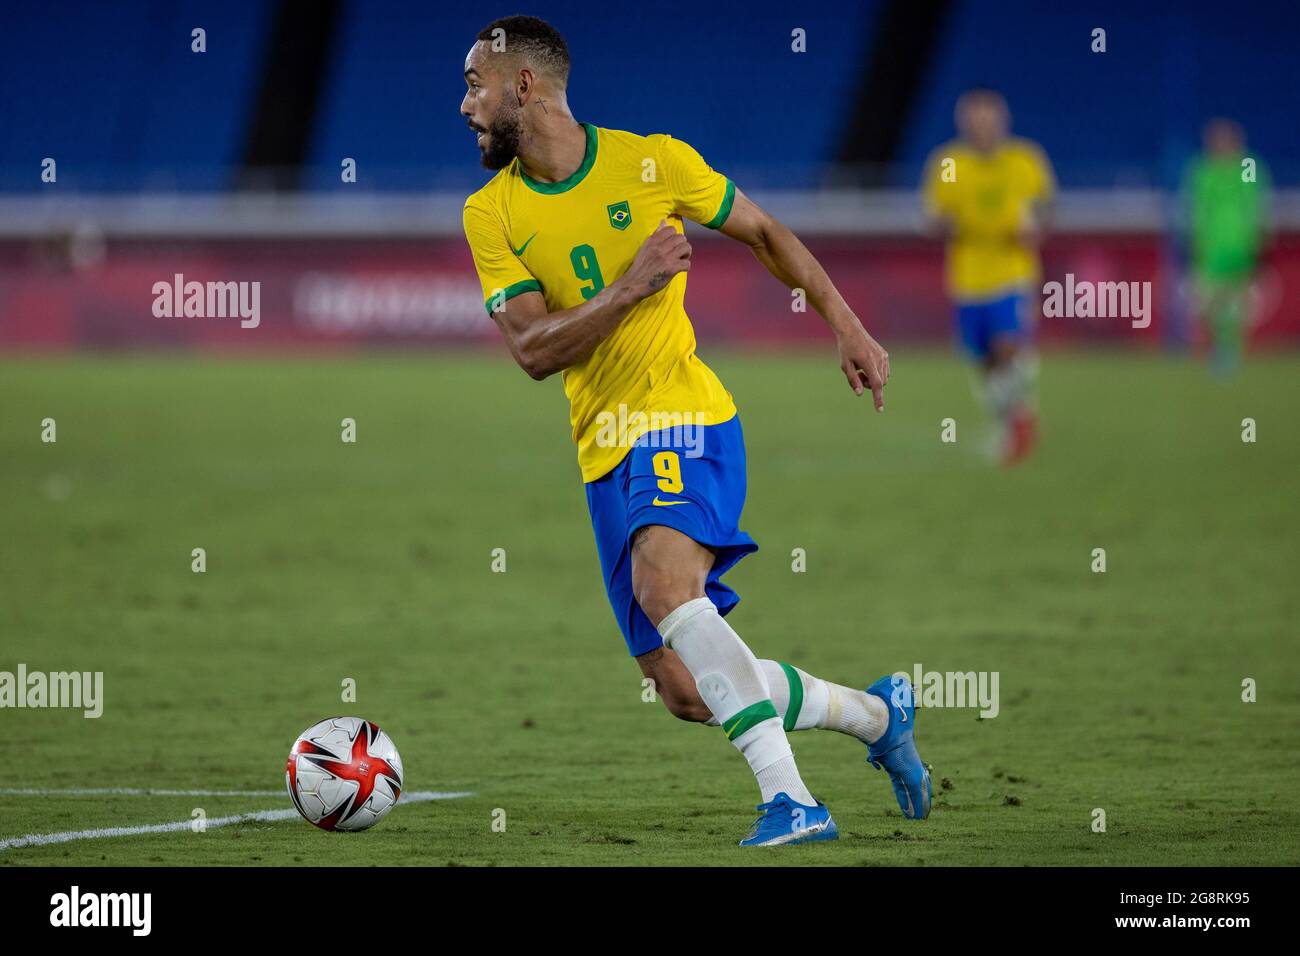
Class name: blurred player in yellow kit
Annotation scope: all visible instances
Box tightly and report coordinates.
[923,90,1055,465]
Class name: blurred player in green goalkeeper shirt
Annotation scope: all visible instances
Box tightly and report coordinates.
[1183,118,1271,374]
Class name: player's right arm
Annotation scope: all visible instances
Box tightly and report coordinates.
[920,147,956,240]
[463,201,689,380]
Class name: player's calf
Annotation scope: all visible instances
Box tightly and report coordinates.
[636,647,713,722]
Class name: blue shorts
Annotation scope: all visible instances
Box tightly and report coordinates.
[584,414,757,657]
[955,293,1029,359]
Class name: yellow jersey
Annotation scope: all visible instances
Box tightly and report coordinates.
[922,137,1055,302]
[463,123,738,482]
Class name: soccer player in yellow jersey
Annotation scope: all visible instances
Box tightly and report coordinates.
[461,16,930,845]
[922,90,1055,465]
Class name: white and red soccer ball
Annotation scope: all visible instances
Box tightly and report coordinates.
[285,717,404,831]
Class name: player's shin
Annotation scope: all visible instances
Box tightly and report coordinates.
[985,352,1035,422]
[759,660,888,743]
[658,598,815,806]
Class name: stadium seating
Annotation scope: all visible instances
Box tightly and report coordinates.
[0,0,1295,192]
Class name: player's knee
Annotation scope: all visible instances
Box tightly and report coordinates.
[989,336,1020,366]
[633,570,701,628]
[630,529,708,627]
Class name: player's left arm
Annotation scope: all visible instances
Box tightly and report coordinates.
[1020,142,1057,246]
[720,189,890,410]
[1257,161,1275,250]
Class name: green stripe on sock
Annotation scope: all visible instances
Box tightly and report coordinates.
[722,700,779,741]
[778,662,803,732]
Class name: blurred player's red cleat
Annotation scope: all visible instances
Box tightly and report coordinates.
[1003,407,1038,466]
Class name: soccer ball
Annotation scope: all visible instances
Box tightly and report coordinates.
[285,716,404,831]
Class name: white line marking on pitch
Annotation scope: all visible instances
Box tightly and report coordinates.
[0,788,288,797]
[0,790,474,851]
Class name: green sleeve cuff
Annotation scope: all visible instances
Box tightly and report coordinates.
[485,279,542,315]
[703,179,736,229]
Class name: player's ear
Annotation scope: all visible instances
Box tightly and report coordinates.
[515,67,533,106]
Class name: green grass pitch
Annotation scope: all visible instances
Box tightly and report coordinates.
[2,350,1298,866]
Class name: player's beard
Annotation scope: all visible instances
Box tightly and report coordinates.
[478,104,522,170]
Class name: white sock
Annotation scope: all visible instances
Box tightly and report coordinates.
[759,660,888,744]
[824,683,889,743]
[984,364,1022,422]
[658,598,816,806]
[984,352,1037,422]
[754,755,808,807]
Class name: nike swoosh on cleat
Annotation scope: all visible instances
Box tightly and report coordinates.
[772,818,833,845]
[652,497,690,507]
[511,232,538,257]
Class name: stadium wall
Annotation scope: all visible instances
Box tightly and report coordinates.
[2,191,1297,351]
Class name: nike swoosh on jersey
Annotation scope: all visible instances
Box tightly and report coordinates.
[511,232,538,257]
[652,496,691,507]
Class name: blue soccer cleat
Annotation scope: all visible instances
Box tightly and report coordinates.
[738,792,839,847]
[865,674,932,819]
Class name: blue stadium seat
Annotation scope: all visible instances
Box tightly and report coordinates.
[0,0,267,191]
[897,0,1300,187]
[307,0,879,191]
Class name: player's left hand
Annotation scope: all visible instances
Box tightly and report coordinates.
[837,326,890,411]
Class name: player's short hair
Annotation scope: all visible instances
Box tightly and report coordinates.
[476,15,570,86]
[957,88,1008,112]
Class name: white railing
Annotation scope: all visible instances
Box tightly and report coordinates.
[0,189,1296,239]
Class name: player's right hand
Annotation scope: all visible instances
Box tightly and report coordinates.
[625,220,691,299]
[837,325,890,411]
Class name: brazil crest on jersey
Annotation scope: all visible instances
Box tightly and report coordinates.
[462,123,738,482]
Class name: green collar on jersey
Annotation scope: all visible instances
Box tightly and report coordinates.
[519,122,598,195]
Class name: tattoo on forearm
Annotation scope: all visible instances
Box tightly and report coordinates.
[648,271,671,291]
